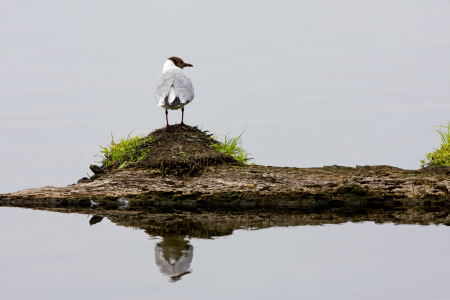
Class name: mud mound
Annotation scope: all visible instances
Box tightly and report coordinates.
[99,124,238,176]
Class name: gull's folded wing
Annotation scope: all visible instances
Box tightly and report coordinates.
[155,69,194,106]
[155,71,175,105]
[173,72,195,104]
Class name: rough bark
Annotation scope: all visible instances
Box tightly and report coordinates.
[2,164,450,206]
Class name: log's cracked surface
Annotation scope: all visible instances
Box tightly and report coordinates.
[1,164,450,206]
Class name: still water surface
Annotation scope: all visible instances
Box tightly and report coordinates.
[1,206,450,299]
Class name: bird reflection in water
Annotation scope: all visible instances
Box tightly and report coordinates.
[154,237,193,282]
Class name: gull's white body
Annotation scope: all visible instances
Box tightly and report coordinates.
[155,60,195,110]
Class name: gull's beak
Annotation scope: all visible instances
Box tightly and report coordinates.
[184,63,193,67]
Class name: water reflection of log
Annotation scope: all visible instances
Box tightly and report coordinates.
[89,215,103,226]
[6,203,450,239]
[98,204,450,239]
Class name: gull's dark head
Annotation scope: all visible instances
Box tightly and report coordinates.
[168,56,193,69]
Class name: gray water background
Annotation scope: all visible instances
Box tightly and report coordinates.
[1,207,450,300]
[2,2,450,297]
[1,0,450,193]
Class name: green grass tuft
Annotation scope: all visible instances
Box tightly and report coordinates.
[210,129,251,163]
[421,121,450,167]
[99,132,153,168]
[97,126,251,172]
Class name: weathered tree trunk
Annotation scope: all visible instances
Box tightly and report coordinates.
[2,165,450,206]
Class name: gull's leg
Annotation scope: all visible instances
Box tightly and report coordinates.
[181,107,185,125]
[165,109,169,127]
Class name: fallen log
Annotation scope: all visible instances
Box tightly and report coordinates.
[2,164,450,206]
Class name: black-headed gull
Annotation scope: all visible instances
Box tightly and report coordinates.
[155,57,194,127]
